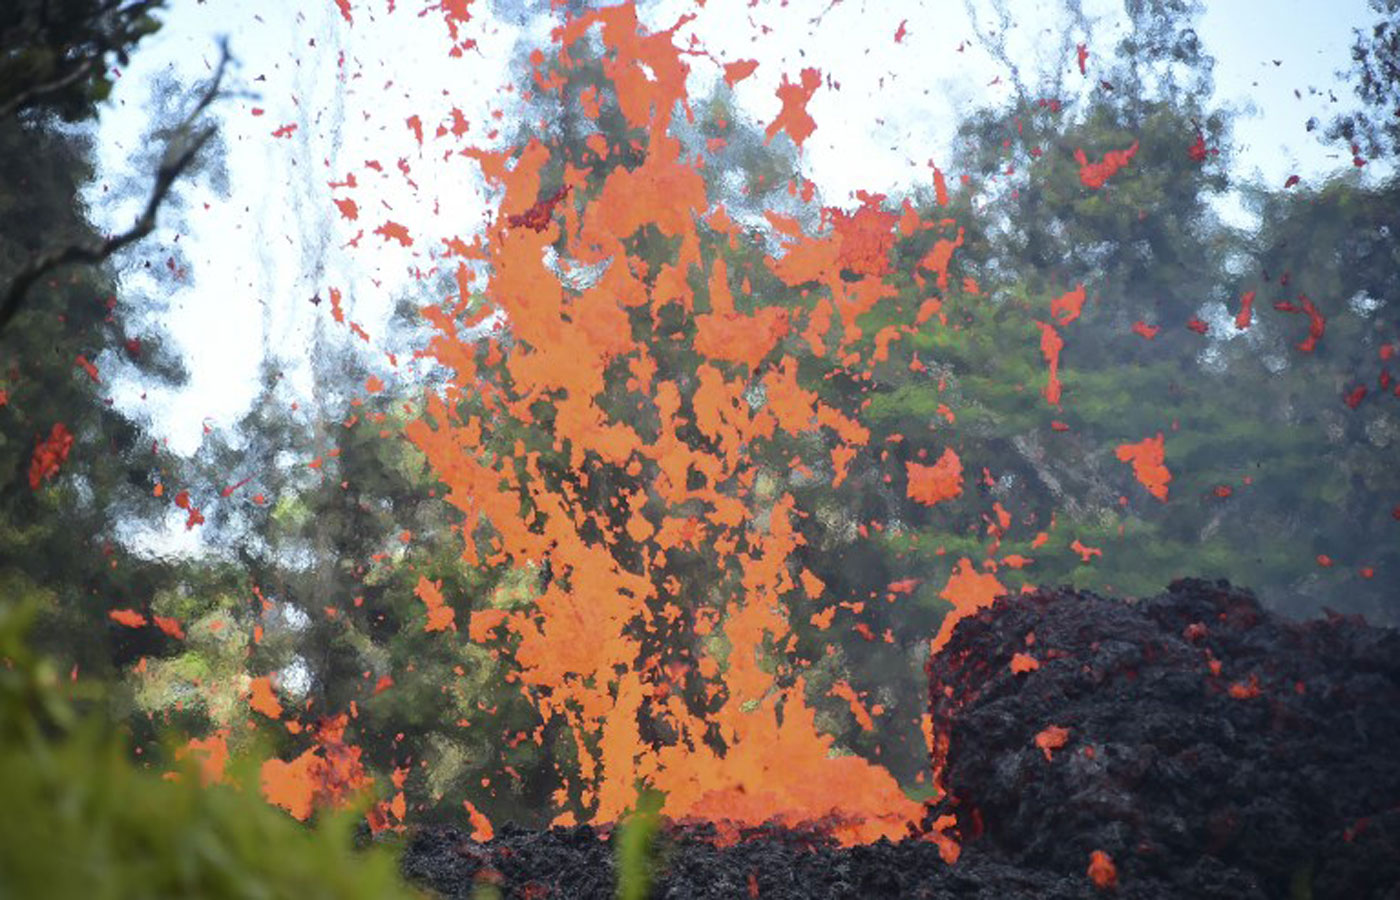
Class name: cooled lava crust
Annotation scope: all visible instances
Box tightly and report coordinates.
[398,578,1400,898]
[928,577,1400,898]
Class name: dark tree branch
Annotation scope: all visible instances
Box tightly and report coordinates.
[0,57,98,121]
[961,0,1031,105]
[0,41,228,335]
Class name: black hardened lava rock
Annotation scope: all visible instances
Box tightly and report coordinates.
[399,821,1112,899]
[396,578,1400,898]
[927,577,1400,899]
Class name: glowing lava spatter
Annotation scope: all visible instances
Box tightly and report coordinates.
[396,1,969,849]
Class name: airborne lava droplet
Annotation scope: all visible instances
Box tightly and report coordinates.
[1115,433,1171,501]
[1074,140,1139,189]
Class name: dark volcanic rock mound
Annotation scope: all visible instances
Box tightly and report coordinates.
[398,579,1400,898]
[928,577,1400,898]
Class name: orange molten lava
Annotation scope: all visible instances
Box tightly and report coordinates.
[394,1,965,850]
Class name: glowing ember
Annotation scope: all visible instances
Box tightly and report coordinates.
[1034,724,1070,761]
[28,423,73,490]
[1087,849,1117,890]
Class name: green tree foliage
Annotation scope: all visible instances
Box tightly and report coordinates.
[133,324,555,828]
[765,37,1243,786]
[1,0,229,708]
[1223,174,1400,620]
[841,0,1399,636]
[0,106,192,685]
[1328,0,1400,161]
[0,2,225,334]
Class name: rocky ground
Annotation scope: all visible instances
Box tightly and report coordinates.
[397,579,1400,898]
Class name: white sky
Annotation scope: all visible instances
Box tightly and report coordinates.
[87,0,1382,472]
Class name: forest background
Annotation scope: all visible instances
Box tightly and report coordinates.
[2,0,1398,841]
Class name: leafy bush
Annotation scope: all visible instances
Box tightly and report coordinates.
[0,599,424,900]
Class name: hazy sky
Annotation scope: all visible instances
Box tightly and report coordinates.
[87,0,1383,473]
